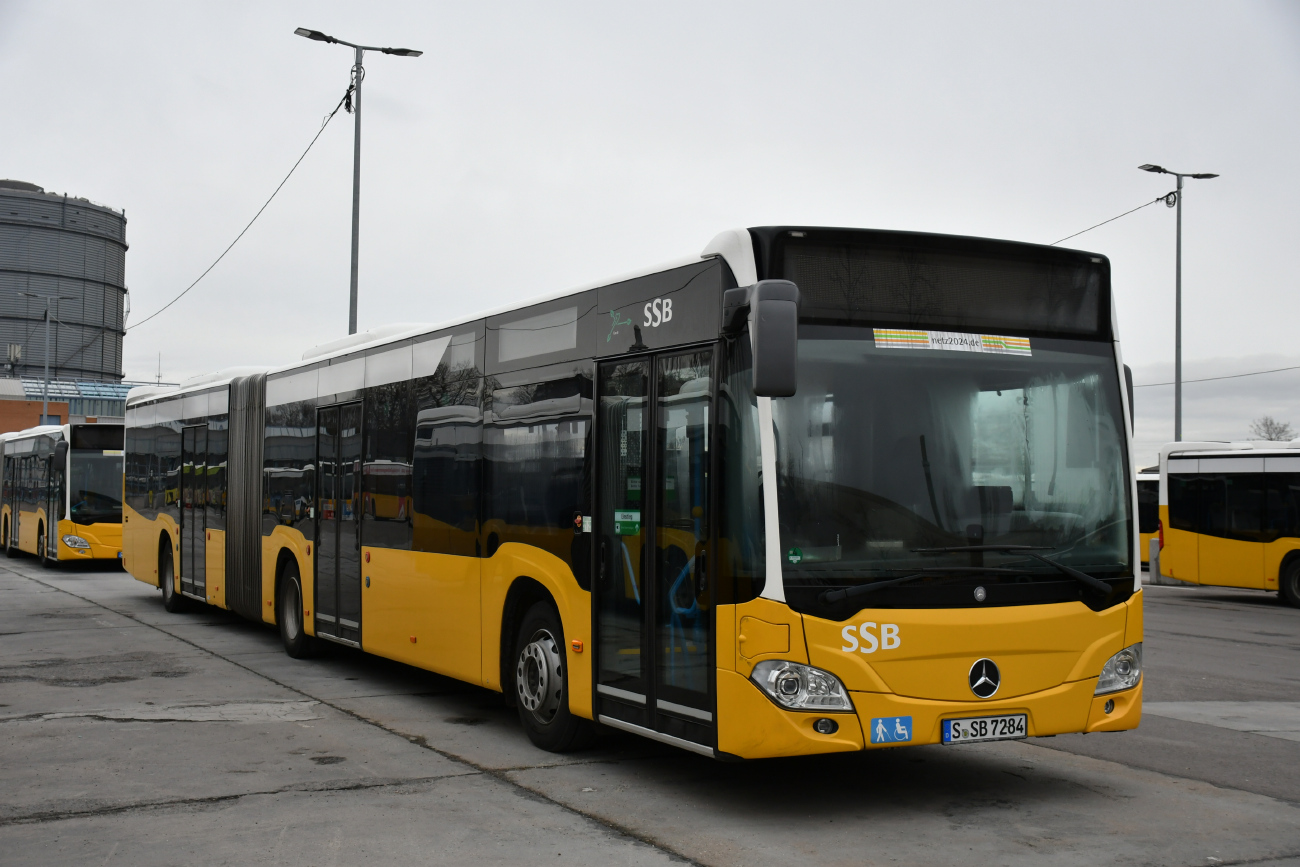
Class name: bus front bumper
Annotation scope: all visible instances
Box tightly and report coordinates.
[850,677,1142,749]
[57,522,123,561]
[716,668,1141,759]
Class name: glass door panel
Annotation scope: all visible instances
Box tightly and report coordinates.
[337,402,364,643]
[596,360,651,710]
[315,407,340,634]
[180,426,207,596]
[653,350,712,714]
[595,348,716,742]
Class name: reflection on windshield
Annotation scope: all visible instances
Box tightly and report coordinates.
[70,452,123,525]
[772,330,1130,585]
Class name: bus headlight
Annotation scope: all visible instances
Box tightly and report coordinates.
[1095,643,1142,695]
[751,660,853,712]
[61,535,90,549]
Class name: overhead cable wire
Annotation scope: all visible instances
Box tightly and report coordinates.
[1133,363,1300,388]
[1049,194,1172,246]
[127,84,355,332]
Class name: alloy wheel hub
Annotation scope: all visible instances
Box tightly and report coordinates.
[516,629,563,723]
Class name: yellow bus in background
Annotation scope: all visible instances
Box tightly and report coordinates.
[123,226,1143,758]
[2,423,124,564]
[1156,441,1300,606]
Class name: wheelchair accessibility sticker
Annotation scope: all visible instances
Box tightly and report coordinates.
[871,716,913,744]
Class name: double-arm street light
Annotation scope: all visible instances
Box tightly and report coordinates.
[1138,164,1219,442]
[19,292,76,424]
[295,28,422,335]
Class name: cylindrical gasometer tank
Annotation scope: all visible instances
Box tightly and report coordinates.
[0,180,127,383]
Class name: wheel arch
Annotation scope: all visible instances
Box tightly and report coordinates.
[154,526,181,587]
[272,546,304,628]
[499,576,556,708]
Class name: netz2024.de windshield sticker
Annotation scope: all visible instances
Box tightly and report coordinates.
[873,328,1031,356]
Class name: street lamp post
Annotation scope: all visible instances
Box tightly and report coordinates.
[295,28,422,335]
[19,292,76,425]
[1138,164,1219,442]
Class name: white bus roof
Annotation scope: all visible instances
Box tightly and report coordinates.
[126,230,757,411]
[1159,440,1300,464]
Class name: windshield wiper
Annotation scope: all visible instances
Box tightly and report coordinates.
[819,566,1032,605]
[912,545,1113,595]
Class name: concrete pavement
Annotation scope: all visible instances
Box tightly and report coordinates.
[3,557,1300,866]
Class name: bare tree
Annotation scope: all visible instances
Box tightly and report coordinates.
[1249,415,1296,441]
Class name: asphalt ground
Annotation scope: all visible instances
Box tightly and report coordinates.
[2,556,1299,866]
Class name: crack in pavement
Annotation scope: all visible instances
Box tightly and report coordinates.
[8,567,705,867]
[0,772,476,827]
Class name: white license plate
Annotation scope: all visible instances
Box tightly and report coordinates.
[942,713,1027,744]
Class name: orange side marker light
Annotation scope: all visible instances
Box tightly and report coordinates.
[410,636,418,644]
[571,639,584,653]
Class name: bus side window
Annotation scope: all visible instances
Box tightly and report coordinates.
[1168,474,1198,532]
[1265,473,1300,542]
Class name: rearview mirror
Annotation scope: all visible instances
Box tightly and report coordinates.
[53,440,68,467]
[723,280,800,397]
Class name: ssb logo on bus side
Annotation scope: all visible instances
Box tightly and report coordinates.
[841,622,901,654]
[643,298,673,327]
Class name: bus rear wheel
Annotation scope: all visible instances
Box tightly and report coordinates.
[278,560,316,659]
[160,544,186,613]
[1281,561,1300,608]
[512,601,594,753]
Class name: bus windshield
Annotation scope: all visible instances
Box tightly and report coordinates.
[772,326,1131,605]
[70,450,124,525]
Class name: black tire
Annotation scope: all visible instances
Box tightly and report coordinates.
[37,525,54,568]
[160,542,186,613]
[278,560,316,658]
[1281,560,1300,608]
[512,601,594,753]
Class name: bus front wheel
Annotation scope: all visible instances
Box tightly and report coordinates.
[1281,561,1300,608]
[512,602,593,753]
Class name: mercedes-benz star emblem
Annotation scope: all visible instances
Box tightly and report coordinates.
[969,658,1000,698]
[973,586,987,602]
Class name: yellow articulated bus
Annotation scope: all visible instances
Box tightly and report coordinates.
[1154,441,1300,606]
[1,422,125,564]
[123,226,1143,758]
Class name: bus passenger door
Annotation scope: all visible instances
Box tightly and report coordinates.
[315,402,363,645]
[1199,473,1265,589]
[180,425,207,599]
[595,348,715,751]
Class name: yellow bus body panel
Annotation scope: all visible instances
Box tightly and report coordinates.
[1263,538,1299,590]
[264,527,311,625]
[206,528,227,608]
[733,597,809,678]
[716,591,1141,759]
[54,518,121,561]
[717,668,866,757]
[480,542,592,719]
[1158,505,1199,582]
[1198,534,1263,589]
[17,506,46,554]
[804,600,1127,701]
[122,505,177,588]
[362,547,482,685]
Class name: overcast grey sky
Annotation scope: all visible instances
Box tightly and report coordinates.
[4,1,1298,464]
